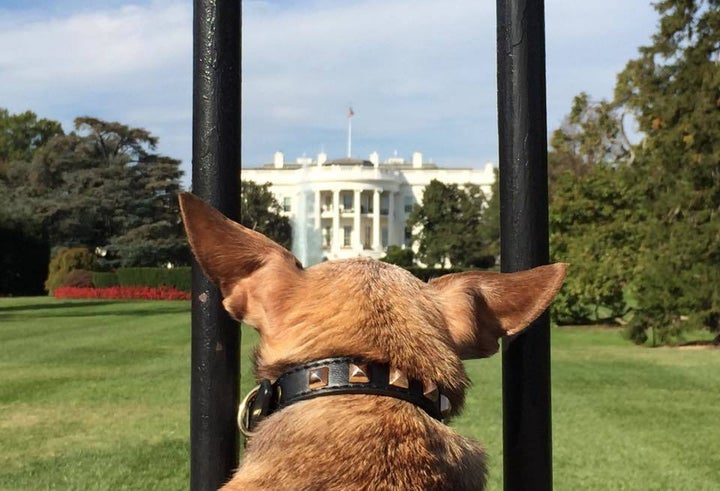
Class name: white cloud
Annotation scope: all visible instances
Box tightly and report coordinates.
[0,0,192,172]
[242,0,495,126]
[0,0,660,184]
[0,2,189,89]
[241,0,659,166]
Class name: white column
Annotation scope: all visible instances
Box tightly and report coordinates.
[353,189,361,251]
[333,189,340,255]
[314,190,321,230]
[373,190,381,251]
[388,192,395,246]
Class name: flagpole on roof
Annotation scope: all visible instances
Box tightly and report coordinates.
[347,107,354,158]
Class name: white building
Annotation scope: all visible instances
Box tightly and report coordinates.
[242,151,495,264]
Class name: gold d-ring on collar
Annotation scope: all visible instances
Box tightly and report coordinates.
[237,384,260,438]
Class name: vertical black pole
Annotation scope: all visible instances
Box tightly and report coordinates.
[496,1,552,490]
[191,1,241,490]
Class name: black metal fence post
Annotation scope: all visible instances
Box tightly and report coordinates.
[496,1,552,490]
[191,1,241,490]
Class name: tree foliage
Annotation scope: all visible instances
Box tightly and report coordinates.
[550,0,720,344]
[381,245,415,267]
[617,0,720,344]
[0,109,62,294]
[548,93,634,192]
[0,109,63,167]
[550,165,643,324]
[240,180,292,250]
[0,112,188,278]
[407,179,496,269]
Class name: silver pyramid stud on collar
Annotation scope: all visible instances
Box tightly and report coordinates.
[423,381,439,402]
[388,367,409,389]
[308,366,329,389]
[348,363,370,383]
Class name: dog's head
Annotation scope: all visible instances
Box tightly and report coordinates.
[179,192,567,414]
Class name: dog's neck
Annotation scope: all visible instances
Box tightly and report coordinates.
[241,356,451,436]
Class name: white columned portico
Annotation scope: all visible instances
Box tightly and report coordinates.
[243,151,497,262]
[314,190,321,230]
[353,189,361,251]
[332,189,340,254]
[388,191,395,245]
[373,189,381,251]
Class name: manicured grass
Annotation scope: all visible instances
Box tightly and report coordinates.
[1,298,718,490]
[0,298,192,490]
[461,328,720,490]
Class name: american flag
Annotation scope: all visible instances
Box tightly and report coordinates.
[348,107,354,118]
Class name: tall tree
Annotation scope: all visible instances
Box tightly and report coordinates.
[616,0,720,344]
[0,109,62,294]
[547,92,640,324]
[12,116,187,268]
[108,154,188,267]
[549,1,720,343]
[549,165,643,324]
[407,179,495,268]
[240,180,292,249]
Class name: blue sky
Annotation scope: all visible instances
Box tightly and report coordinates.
[0,0,659,186]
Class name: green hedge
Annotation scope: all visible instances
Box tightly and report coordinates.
[92,272,120,288]
[116,267,191,292]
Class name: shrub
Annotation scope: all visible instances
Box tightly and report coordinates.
[92,272,120,288]
[381,245,415,267]
[116,267,191,291]
[44,247,95,294]
[61,269,94,288]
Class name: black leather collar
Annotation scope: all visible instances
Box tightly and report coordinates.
[241,357,448,436]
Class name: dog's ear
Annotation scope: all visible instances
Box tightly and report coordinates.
[178,192,302,329]
[429,263,568,359]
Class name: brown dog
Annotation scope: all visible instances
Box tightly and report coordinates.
[179,192,567,491]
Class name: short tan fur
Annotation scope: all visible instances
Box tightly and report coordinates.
[179,192,568,491]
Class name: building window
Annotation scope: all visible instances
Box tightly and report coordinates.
[404,195,414,213]
[380,194,389,215]
[342,193,353,212]
[381,227,388,247]
[364,226,372,249]
[343,226,352,247]
[404,228,412,247]
[283,197,292,212]
[361,192,372,213]
[323,226,332,248]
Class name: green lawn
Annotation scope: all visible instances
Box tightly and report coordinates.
[1,297,718,490]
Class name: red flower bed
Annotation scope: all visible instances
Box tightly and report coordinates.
[54,286,190,301]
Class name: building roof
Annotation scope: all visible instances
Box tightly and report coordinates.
[322,158,374,167]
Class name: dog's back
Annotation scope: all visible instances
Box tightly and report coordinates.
[226,396,486,490]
